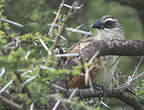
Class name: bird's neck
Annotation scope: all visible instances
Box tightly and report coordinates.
[95,29,125,40]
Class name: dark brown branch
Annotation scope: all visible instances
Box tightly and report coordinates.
[69,85,144,110]
[63,40,144,69]
[82,40,144,61]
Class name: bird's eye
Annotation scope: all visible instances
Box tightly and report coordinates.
[105,21,113,26]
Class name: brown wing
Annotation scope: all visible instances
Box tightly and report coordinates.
[69,66,101,89]
[65,39,92,60]
[61,38,102,89]
[69,74,85,89]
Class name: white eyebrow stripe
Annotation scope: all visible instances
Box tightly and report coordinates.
[105,18,117,22]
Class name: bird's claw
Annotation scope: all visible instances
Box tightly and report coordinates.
[92,84,105,102]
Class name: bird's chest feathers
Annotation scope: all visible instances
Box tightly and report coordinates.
[92,56,119,86]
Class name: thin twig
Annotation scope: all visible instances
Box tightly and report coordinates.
[67,24,84,35]
[47,23,92,35]
[21,75,38,87]
[51,83,67,92]
[0,18,24,27]
[40,65,56,71]
[66,27,92,35]
[0,80,13,94]
[56,53,79,57]
[0,95,23,110]
[88,51,99,65]
[25,51,30,60]
[63,3,83,9]
[52,100,61,110]
[132,56,144,78]
[30,102,34,110]
[52,2,79,50]
[0,68,5,78]
[48,0,64,38]
[39,38,52,55]
[68,89,77,99]
[15,72,31,98]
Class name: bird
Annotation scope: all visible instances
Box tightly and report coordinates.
[61,15,125,89]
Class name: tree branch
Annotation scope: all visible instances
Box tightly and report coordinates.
[82,40,144,61]
[48,0,64,38]
[69,85,144,110]
[52,1,79,50]
[0,95,22,110]
[62,40,144,69]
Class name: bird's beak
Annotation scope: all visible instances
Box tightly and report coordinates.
[91,20,104,29]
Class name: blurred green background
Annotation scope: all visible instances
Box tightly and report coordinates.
[1,0,144,109]
[3,0,144,78]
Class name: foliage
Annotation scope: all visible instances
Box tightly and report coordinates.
[0,0,144,110]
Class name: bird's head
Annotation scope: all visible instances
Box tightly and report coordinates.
[91,15,125,40]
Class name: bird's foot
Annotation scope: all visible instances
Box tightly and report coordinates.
[84,84,105,97]
[84,84,105,101]
[92,84,105,102]
[93,84,104,95]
